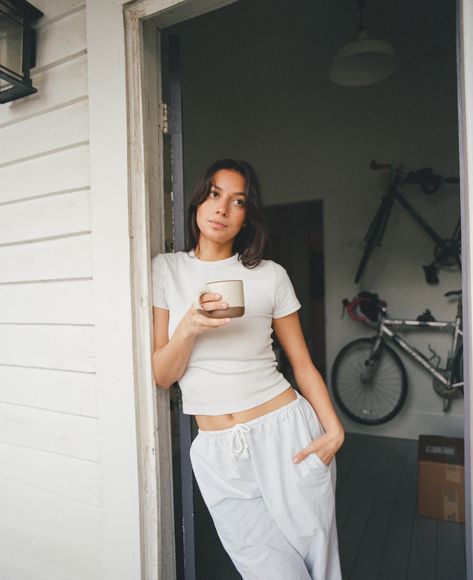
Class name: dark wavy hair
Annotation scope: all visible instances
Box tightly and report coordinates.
[184,159,271,268]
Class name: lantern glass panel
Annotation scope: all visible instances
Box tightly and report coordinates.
[0,77,13,93]
[0,4,23,80]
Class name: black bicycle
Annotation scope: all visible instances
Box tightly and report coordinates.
[355,161,461,285]
[331,290,463,425]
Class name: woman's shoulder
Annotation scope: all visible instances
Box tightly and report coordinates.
[151,250,188,269]
[257,259,294,287]
[254,257,287,274]
[242,258,290,285]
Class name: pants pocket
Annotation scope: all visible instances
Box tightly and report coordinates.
[308,449,330,472]
[300,396,324,436]
[298,397,331,473]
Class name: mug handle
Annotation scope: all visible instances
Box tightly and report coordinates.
[192,285,212,310]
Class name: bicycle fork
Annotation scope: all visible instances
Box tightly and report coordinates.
[360,333,384,384]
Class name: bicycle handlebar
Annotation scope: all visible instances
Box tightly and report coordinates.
[370,160,393,170]
[370,160,459,195]
[342,292,387,324]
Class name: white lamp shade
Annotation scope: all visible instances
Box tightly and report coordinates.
[329,37,399,87]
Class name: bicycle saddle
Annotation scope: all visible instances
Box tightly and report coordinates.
[445,289,462,297]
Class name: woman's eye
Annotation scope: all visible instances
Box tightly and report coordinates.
[208,191,244,206]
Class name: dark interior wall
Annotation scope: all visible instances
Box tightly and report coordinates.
[167,0,458,198]
[165,0,462,439]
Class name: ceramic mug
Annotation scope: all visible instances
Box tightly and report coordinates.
[193,279,245,318]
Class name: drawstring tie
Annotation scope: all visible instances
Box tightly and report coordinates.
[229,423,251,459]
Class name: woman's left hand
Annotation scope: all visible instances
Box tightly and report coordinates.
[292,428,345,466]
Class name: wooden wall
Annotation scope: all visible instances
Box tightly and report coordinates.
[0,1,102,578]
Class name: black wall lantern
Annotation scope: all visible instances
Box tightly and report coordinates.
[0,0,43,104]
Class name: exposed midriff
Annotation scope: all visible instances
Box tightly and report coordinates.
[194,386,297,431]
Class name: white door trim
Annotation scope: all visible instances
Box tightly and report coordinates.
[458,0,473,577]
[123,10,174,580]
[123,4,239,579]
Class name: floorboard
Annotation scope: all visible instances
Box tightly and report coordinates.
[406,512,437,580]
[349,438,408,580]
[437,520,466,580]
[377,442,418,580]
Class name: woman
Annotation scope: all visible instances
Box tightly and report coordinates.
[152,159,344,580]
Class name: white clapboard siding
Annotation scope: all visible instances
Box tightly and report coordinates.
[0,403,99,461]
[0,145,89,204]
[0,190,91,245]
[0,366,97,416]
[0,280,93,325]
[0,477,101,549]
[0,55,88,128]
[35,8,87,71]
[0,0,109,577]
[0,235,92,282]
[0,325,95,372]
[34,0,85,23]
[0,559,57,580]
[0,442,101,505]
[0,521,101,580]
[0,559,54,580]
[0,100,88,166]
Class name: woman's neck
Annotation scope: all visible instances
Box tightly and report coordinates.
[194,241,234,262]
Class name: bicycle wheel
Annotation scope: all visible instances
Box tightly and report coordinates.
[331,338,408,425]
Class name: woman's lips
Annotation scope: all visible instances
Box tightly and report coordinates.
[209,220,227,229]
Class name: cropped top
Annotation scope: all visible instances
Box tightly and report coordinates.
[151,248,301,415]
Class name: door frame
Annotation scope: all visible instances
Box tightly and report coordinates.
[86,0,473,578]
[457,1,473,576]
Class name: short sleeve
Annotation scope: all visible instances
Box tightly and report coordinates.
[151,253,169,309]
[272,262,301,319]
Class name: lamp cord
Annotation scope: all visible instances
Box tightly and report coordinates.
[357,0,367,34]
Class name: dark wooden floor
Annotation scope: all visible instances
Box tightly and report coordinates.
[191,433,467,580]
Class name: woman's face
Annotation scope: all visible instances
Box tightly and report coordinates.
[196,169,247,247]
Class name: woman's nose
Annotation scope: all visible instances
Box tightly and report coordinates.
[216,202,228,215]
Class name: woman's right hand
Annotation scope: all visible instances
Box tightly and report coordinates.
[181,292,231,337]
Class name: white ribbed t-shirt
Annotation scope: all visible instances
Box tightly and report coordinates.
[151,248,301,415]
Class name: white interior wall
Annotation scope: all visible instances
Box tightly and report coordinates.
[168,0,463,439]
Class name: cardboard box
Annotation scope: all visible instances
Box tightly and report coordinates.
[417,434,465,523]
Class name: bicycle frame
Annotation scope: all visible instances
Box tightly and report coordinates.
[368,312,463,388]
[391,186,445,247]
[384,167,456,248]
[355,163,461,284]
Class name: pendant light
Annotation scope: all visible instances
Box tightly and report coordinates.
[329,0,399,87]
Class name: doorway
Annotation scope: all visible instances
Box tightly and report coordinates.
[265,200,326,379]
[149,0,468,577]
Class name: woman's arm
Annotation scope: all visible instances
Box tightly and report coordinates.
[152,292,232,389]
[272,311,345,465]
[152,307,197,388]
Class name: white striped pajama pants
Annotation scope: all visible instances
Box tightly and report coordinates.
[189,389,342,580]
